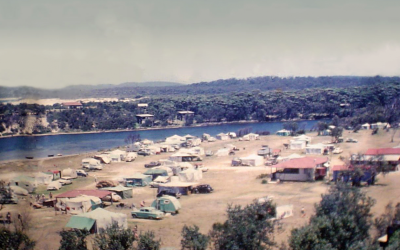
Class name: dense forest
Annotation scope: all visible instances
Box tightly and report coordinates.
[1,79,399,135]
[1,76,399,99]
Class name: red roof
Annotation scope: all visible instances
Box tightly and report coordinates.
[332,165,349,171]
[55,190,111,199]
[274,157,328,169]
[365,148,400,155]
[62,102,82,106]
[273,149,281,153]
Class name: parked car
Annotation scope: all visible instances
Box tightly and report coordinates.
[145,161,161,168]
[138,150,151,156]
[157,190,181,199]
[192,184,214,194]
[346,138,358,143]
[58,178,72,185]
[131,207,164,220]
[333,148,343,154]
[76,169,88,177]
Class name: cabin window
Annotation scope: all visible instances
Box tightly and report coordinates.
[283,168,299,174]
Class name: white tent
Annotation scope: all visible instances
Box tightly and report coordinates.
[243,133,259,141]
[290,140,306,150]
[47,181,62,190]
[10,186,29,196]
[33,172,53,185]
[305,144,326,155]
[78,208,128,232]
[215,148,231,157]
[165,135,186,145]
[361,123,370,129]
[178,169,203,182]
[64,195,102,215]
[240,155,264,166]
[110,149,127,161]
[227,132,237,138]
[293,134,311,143]
[125,152,137,162]
[94,154,111,164]
[62,168,78,179]
[216,133,230,140]
[82,158,102,168]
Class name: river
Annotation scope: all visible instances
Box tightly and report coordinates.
[0,120,322,161]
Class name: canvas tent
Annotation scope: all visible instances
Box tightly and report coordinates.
[10,176,37,193]
[293,135,311,144]
[361,123,370,130]
[100,185,133,199]
[125,152,137,162]
[123,174,152,187]
[154,166,173,176]
[64,195,102,214]
[110,149,127,161]
[62,168,78,179]
[165,135,186,145]
[290,140,306,150]
[47,181,62,191]
[216,133,230,140]
[33,172,53,185]
[10,185,29,196]
[240,155,264,166]
[105,152,122,162]
[94,154,111,164]
[243,133,259,141]
[82,158,102,169]
[142,139,154,145]
[151,196,181,214]
[305,144,327,155]
[179,169,203,182]
[65,216,96,232]
[66,208,127,233]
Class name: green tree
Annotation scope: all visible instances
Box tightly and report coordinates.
[181,225,209,250]
[0,227,35,250]
[59,229,89,250]
[283,122,298,135]
[137,230,161,250]
[289,183,375,250]
[93,223,136,250]
[209,200,276,250]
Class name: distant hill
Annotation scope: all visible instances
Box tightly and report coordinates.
[1,76,399,99]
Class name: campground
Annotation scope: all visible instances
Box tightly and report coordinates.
[1,129,400,249]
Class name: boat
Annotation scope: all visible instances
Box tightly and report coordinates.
[48,154,54,157]
[57,154,62,156]
[25,156,34,159]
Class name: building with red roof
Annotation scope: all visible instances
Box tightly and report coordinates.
[62,102,83,109]
[271,157,329,182]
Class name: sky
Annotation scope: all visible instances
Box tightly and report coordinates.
[1,0,400,89]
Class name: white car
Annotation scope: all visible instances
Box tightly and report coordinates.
[58,178,72,185]
[333,148,343,154]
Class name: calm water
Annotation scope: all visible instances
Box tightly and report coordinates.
[0,120,322,161]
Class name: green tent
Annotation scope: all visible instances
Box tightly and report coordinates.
[100,185,133,199]
[143,169,168,180]
[65,216,96,231]
[151,196,181,214]
[124,174,152,187]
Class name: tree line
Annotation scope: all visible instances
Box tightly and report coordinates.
[1,81,400,134]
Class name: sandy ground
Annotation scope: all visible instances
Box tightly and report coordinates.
[1,129,399,249]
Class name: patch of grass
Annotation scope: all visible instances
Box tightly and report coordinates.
[34,176,94,195]
[261,179,268,184]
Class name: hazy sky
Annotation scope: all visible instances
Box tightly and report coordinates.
[1,0,400,89]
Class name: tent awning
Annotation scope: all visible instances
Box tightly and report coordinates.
[66,216,95,230]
